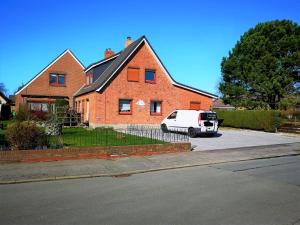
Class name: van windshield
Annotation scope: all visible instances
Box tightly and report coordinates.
[201,113,217,121]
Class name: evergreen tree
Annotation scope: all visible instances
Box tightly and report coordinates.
[219,20,300,109]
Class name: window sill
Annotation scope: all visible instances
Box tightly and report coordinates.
[150,113,162,116]
[119,112,132,115]
[49,84,66,87]
[145,80,156,84]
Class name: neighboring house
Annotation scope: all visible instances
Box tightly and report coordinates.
[0,91,10,115]
[15,50,85,112]
[8,95,16,114]
[74,36,217,127]
[212,99,235,110]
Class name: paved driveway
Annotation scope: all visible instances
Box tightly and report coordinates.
[191,128,300,151]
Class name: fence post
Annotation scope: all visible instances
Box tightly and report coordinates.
[105,128,108,146]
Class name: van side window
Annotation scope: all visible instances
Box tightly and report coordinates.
[168,111,177,119]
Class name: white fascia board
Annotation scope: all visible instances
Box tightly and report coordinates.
[15,49,83,95]
[85,54,120,73]
[67,49,85,69]
[145,39,217,99]
[144,40,175,85]
[95,38,217,99]
[173,83,218,99]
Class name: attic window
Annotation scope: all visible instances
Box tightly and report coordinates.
[145,69,156,83]
[86,73,93,85]
[127,67,139,82]
[49,73,65,86]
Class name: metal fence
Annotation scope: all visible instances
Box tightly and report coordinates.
[125,125,189,143]
[0,126,189,150]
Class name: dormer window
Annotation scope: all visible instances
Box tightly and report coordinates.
[49,73,65,86]
[86,73,93,85]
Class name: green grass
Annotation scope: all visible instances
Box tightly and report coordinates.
[51,127,165,148]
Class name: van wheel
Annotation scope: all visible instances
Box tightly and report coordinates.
[188,127,197,138]
[161,124,169,133]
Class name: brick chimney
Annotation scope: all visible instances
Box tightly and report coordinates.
[104,48,115,58]
[125,37,132,48]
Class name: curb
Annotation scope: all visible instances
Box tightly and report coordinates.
[1,152,299,185]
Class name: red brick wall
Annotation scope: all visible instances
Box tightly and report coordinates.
[77,43,214,126]
[15,51,85,111]
[0,143,191,163]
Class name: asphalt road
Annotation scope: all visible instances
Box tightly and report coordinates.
[191,129,300,151]
[1,155,300,225]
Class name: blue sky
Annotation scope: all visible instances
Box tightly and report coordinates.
[0,0,299,96]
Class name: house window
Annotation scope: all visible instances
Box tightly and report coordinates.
[49,73,66,86]
[145,69,156,83]
[150,101,162,115]
[190,101,201,110]
[86,73,93,85]
[28,102,49,112]
[119,99,132,114]
[127,67,139,82]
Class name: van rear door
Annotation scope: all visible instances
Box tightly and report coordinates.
[200,112,218,132]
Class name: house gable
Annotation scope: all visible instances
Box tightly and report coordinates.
[75,36,217,99]
[15,49,86,110]
[15,49,84,95]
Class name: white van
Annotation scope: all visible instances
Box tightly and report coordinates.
[161,110,218,137]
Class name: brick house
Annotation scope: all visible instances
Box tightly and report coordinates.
[15,49,85,112]
[15,36,217,126]
[74,36,217,127]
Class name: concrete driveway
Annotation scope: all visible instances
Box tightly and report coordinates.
[191,128,300,151]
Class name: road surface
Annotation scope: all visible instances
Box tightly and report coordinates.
[1,155,300,225]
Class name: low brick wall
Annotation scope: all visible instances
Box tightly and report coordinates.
[0,143,191,163]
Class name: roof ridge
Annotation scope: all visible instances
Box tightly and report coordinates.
[75,36,145,96]
[15,49,83,95]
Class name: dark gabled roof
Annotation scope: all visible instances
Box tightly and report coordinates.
[212,99,235,109]
[75,36,218,98]
[75,36,145,96]
[15,49,85,95]
[9,95,15,103]
[0,91,10,103]
[85,52,120,73]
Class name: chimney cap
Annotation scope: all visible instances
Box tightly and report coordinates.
[127,36,132,40]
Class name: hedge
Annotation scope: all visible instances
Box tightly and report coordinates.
[215,110,281,132]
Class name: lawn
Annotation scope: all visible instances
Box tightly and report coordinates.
[1,122,165,149]
[52,127,165,148]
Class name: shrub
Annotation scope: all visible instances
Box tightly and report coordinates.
[16,104,32,121]
[0,104,11,120]
[16,104,50,121]
[5,121,48,150]
[30,110,49,120]
[215,110,281,132]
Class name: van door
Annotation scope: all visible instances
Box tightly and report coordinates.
[201,112,217,132]
[166,111,178,131]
